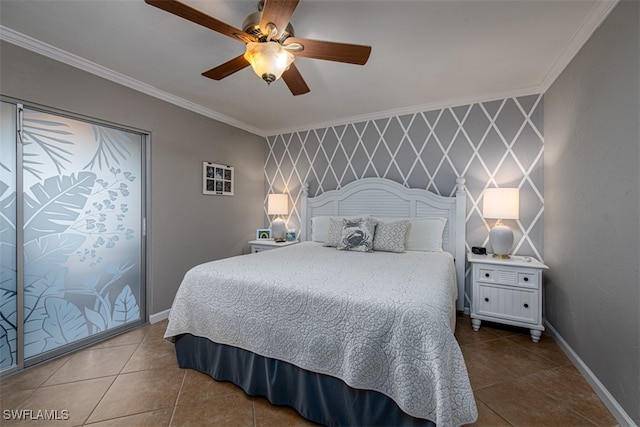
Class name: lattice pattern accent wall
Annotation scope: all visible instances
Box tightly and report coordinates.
[264,94,544,259]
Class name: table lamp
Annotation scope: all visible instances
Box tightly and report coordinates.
[268,194,288,242]
[483,188,519,259]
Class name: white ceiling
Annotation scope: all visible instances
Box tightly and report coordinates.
[0,0,616,136]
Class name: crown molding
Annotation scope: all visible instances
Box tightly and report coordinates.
[0,25,265,137]
[539,0,620,92]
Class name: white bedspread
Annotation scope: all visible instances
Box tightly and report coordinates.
[165,242,477,425]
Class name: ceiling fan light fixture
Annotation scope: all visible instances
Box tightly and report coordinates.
[244,41,295,85]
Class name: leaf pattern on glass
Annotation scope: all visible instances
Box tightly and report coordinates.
[85,126,132,171]
[23,268,68,358]
[11,108,143,360]
[0,288,16,369]
[22,116,74,179]
[0,324,12,369]
[42,297,89,350]
[23,172,97,242]
[113,285,140,325]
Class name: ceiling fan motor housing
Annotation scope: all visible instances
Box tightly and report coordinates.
[242,10,294,43]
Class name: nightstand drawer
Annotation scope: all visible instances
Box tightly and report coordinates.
[476,284,539,324]
[476,265,539,289]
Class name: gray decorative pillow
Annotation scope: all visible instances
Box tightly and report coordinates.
[373,220,409,253]
[323,217,362,247]
[337,218,377,252]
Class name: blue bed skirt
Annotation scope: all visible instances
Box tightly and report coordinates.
[174,333,436,426]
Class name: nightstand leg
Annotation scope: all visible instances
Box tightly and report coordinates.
[471,318,481,331]
[530,329,542,343]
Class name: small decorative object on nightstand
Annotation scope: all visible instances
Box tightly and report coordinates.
[249,239,298,254]
[468,252,548,342]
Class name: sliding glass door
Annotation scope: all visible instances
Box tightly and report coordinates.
[0,101,146,372]
[0,102,18,371]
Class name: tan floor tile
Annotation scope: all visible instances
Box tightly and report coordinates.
[468,399,511,426]
[461,338,561,390]
[0,357,69,392]
[172,392,254,426]
[507,333,573,366]
[82,408,172,426]
[455,318,503,346]
[86,368,184,424]
[522,365,618,426]
[120,335,178,373]
[177,369,244,406]
[253,397,316,427]
[43,344,138,386]
[90,325,151,349]
[479,321,528,338]
[143,320,169,343]
[0,389,35,413]
[475,378,596,426]
[1,376,114,427]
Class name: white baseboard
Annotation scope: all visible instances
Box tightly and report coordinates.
[544,320,636,427]
[149,309,170,324]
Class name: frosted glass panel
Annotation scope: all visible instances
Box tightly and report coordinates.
[0,102,17,371]
[21,108,143,358]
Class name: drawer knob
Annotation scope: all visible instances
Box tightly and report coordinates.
[524,303,529,308]
[484,297,489,302]
[485,273,490,278]
[524,277,529,282]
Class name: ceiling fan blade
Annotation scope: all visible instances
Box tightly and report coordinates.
[260,0,299,40]
[282,63,310,96]
[202,55,250,80]
[284,37,371,65]
[145,0,255,43]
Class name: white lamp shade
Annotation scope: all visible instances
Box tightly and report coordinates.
[267,194,289,216]
[244,42,294,83]
[483,188,519,220]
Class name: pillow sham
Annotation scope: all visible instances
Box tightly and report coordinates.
[373,219,410,253]
[311,216,332,242]
[371,216,448,252]
[405,217,447,251]
[337,218,377,252]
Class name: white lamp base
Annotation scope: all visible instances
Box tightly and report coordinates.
[271,217,287,242]
[489,220,514,259]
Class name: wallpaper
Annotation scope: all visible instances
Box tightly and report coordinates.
[264,94,544,260]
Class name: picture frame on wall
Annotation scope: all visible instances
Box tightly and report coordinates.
[203,162,234,195]
[256,229,271,240]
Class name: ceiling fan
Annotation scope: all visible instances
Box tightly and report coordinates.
[144,0,372,95]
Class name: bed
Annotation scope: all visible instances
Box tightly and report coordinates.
[165,177,477,426]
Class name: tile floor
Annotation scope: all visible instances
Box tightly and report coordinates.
[0,314,618,426]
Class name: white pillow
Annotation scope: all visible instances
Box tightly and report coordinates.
[406,218,447,251]
[371,217,447,251]
[311,216,332,242]
[311,215,366,243]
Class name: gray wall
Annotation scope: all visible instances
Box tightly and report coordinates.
[544,1,639,423]
[0,41,265,315]
[265,95,545,258]
[265,95,545,305]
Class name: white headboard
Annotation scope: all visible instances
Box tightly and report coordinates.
[300,177,467,311]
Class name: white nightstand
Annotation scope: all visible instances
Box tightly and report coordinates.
[249,239,299,253]
[468,252,548,342]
